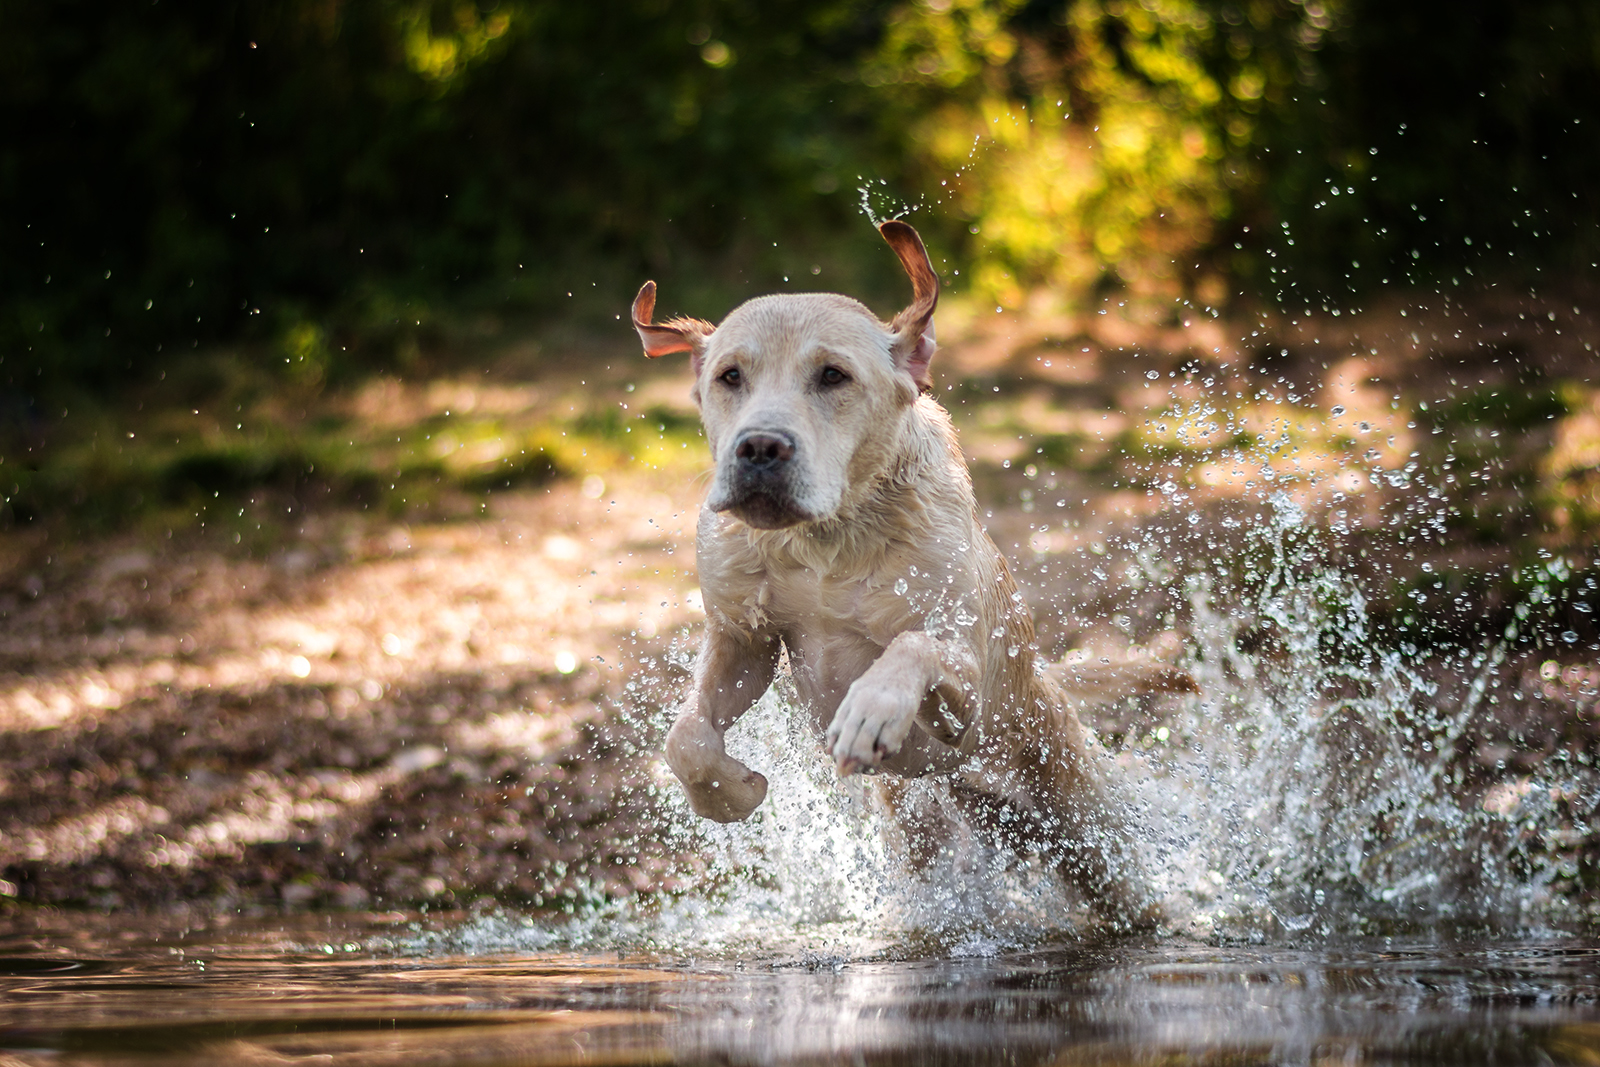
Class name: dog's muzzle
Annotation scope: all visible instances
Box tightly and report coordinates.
[717,429,810,528]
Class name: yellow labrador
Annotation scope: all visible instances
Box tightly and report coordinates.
[632,221,1190,925]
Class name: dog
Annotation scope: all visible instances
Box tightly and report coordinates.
[632,221,1192,926]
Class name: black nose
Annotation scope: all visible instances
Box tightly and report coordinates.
[735,430,795,470]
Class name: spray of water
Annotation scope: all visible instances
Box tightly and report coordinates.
[426,382,1594,962]
[857,179,920,229]
[856,135,986,230]
[1128,493,1547,939]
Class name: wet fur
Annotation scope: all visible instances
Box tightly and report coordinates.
[634,222,1186,926]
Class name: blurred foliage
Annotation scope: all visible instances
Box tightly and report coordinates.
[871,0,1325,307]
[869,0,1599,308]
[0,0,903,399]
[1543,386,1600,538]
[1,0,1596,400]
[1251,0,1600,303]
[1,352,708,535]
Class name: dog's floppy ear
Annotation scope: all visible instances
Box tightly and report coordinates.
[632,281,714,373]
[880,220,939,391]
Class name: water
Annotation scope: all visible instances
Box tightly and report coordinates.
[3,913,1598,1064]
[7,381,1597,1061]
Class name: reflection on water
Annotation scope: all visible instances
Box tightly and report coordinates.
[3,913,1598,1065]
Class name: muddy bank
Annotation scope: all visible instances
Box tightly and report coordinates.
[0,479,706,913]
[3,285,1599,921]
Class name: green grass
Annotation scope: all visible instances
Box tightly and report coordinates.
[1,341,707,540]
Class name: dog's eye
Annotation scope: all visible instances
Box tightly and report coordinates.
[819,366,849,387]
[718,367,742,387]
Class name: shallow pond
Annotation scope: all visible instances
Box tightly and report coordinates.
[2,912,1598,1065]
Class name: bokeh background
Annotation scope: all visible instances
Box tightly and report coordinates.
[3,0,1600,919]
[6,0,1598,396]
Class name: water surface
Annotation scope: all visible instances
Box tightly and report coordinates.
[3,913,1598,1065]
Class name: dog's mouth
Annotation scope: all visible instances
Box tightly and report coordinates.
[712,485,814,529]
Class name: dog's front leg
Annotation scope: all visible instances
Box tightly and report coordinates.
[665,619,780,823]
[825,631,979,777]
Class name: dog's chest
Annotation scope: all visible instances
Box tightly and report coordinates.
[703,524,977,644]
[735,561,906,645]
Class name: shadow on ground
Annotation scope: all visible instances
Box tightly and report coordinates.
[0,661,690,913]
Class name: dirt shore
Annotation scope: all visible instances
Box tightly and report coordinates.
[3,282,1599,919]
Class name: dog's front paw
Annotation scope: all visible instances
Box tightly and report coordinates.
[682,766,768,823]
[664,712,769,822]
[825,681,919,777]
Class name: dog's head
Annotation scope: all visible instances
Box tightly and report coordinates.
[632,221,939,530]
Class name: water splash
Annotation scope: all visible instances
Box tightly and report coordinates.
[429,387,1595,959]
[1127,499,1546,939]
[856,179,919,228]
[432,528,1588,958]
[427,675,1090,960]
